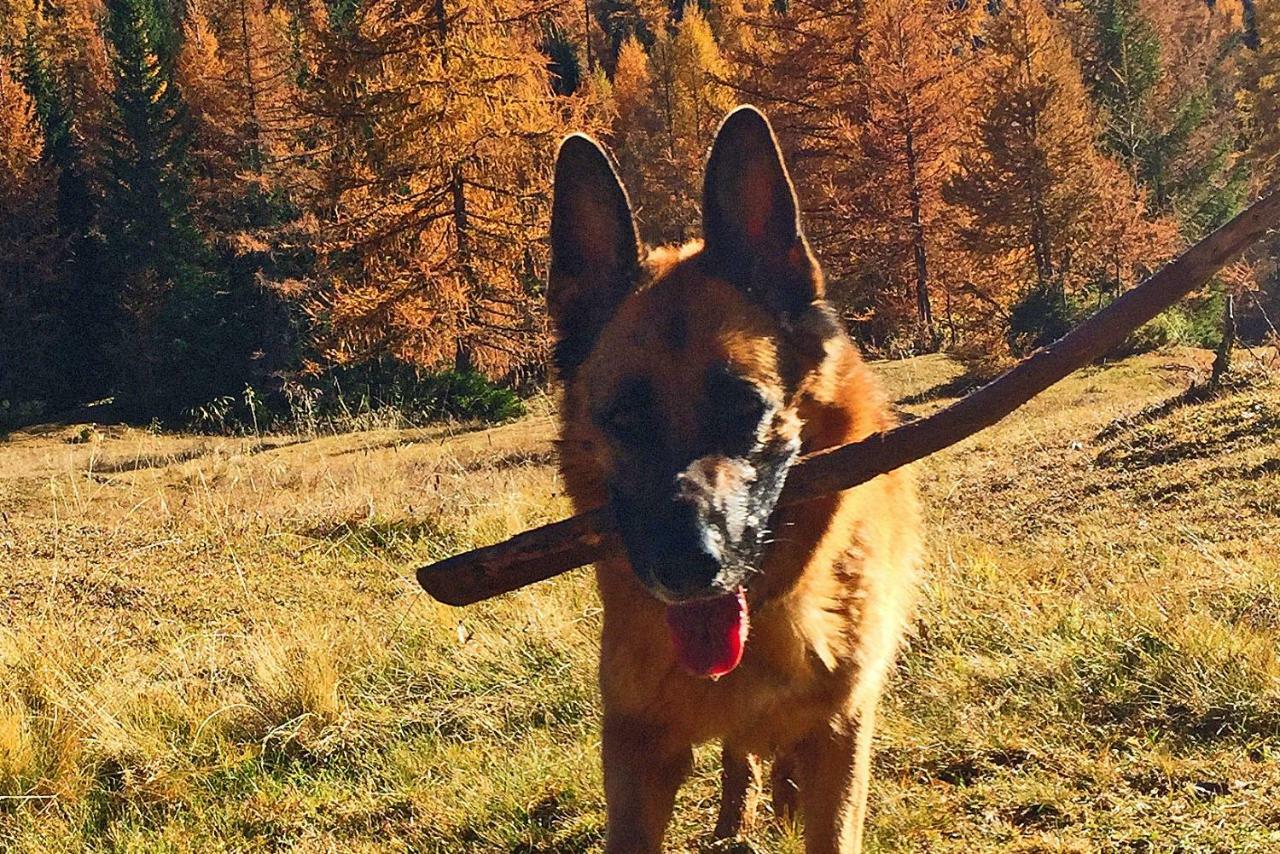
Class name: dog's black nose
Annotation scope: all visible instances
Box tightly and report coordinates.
[613,491,726,601]
[651,532,722,600]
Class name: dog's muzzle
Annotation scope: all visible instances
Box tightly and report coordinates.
[611,438,800,603]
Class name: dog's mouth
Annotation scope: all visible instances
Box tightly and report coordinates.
[664,587,749,679]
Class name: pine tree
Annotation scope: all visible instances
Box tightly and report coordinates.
[176,11,238,212]
[18,1,119,405]
[591,0,668,62]
[1080,0,1249,234]
[184,0,303,188]
[101,0,236,417]
[23,30,88,237]
[1238,0,1280,341]
[1082,0,1162,182]
[29,0,113,137]
[102,0,202,293]
[1,0,1273,414]
[541,16,584,96]
[21,27,112,404]
[728,0,981,349]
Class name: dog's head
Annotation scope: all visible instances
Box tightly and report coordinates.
[549,106,841,608]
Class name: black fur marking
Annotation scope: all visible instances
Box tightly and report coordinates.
[552,330,593,383]
[550,294,603,382]
[663,304,689,352]
[699,366,770,459]
[777,300,843,396]
[597,377,661,451]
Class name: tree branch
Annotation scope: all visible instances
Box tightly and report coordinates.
[416,191,1280,607]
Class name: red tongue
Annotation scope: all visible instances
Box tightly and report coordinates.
[665,588,749,679]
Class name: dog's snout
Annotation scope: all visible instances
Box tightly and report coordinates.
[612,452,780,603]
[650,501,723,599]
[677,456,757,541]
[677,455,757,497]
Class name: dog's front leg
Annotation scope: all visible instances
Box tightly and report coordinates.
[602,714,692,853]
[792,706,876,854]
[713,743,762,841]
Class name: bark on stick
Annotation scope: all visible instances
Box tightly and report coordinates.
[417,191,1280,607]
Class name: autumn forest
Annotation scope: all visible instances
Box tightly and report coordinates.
[1,0,1278,429]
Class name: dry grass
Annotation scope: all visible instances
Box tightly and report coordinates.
[1,350,1279,851]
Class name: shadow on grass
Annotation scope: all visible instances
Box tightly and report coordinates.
[460,447,557,474]
[85,445,214,474]
[895,372,987,407]
[1094,369,1279,471]
[300,516,465,560]
[85,437,310,475]
[1095,367,1274,444]
[876,744,1035,787]
[440,790,604,853]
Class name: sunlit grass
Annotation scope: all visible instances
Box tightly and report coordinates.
[2,350,1279,850]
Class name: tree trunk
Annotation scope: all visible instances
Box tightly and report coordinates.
[436,0,475,371]
[584,0,593,73]
[1210,294,1236,389]
[904,122,935,348]
[451,161,476,372]
[434,0,448,60]
[238,0,262,173]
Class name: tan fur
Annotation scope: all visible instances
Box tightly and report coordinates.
[556,250,921,852]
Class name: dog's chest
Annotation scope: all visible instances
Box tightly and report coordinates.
[605,603,859,750]
[674,651,852,752]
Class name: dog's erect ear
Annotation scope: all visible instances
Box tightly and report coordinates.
[549,134,640,381]
[702,105,821,312]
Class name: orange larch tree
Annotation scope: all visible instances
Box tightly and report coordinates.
[0,57,60,409]
[1241,0,1280,191]
[944,0,1172,355]
[843,0,981,348]
[607,33,659,216]
[727,0,879,336]
[727,0,980,351]
[301,0,596,378]
[177,10,239,216]
[945,0,1101,300]
[629,4,734,243]
[177,0,304,246]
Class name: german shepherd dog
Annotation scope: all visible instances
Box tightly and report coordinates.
[548,106,921,853]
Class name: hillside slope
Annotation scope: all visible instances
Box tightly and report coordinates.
[2,350,1279,851]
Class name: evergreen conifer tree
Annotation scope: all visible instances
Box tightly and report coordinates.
[102,0,245,418]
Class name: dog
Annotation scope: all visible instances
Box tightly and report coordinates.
[547,105,921,853]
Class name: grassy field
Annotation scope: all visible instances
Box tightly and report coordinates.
[2,348,1280,852]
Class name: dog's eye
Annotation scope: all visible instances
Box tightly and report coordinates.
[728,386,768,428]
[603,405,651,446]
[710,372,770,428]
[704,370,773,455]
[600,379,656,448]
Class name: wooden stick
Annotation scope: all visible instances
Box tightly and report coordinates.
[417,191,1280,607]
